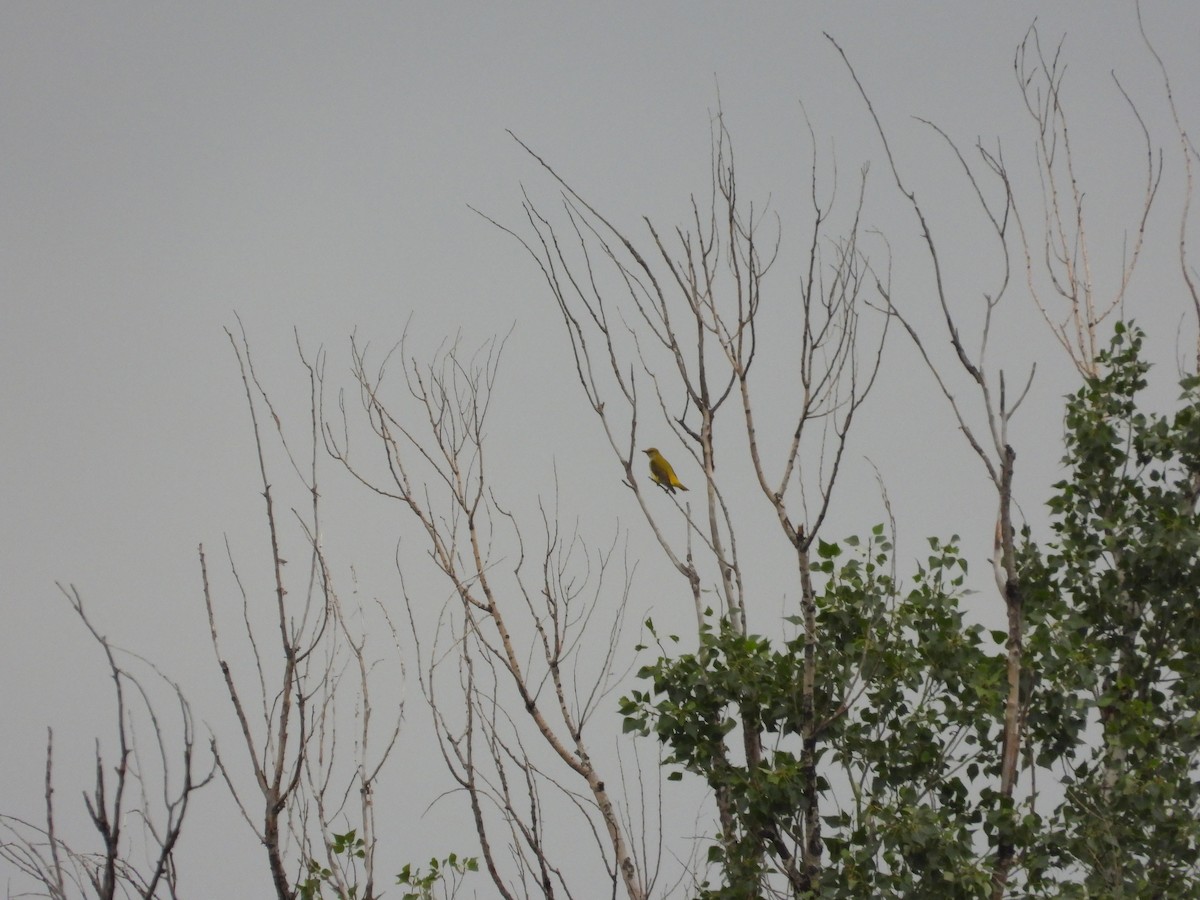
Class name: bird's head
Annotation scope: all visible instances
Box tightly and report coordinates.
[642,448,657,457]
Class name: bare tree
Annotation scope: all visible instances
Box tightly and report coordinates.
[321,328,651,899]
[464,107,887,896]
[201,323,403,900]
[0,587,213,900]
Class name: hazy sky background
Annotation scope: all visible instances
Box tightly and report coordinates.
[3,3,1198,895]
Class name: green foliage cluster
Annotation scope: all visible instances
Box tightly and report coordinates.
[1019,323,1200,896]
[623,326,1200,896]
[298,830,367,900]
[297,831,477,900]
[397,854,479,900]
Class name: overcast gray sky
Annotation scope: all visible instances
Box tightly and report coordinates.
[3,3,1198,896]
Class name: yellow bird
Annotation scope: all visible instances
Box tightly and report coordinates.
[643,448,688,494]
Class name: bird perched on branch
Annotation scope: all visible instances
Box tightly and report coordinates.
[643,448,688,494]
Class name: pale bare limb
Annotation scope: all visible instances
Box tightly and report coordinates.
[1011,25,1162,377]
[336,333,648,898]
